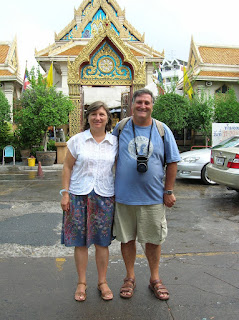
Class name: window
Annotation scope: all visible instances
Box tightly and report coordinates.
[216,84,228,94]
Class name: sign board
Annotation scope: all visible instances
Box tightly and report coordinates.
[212,123,239,146]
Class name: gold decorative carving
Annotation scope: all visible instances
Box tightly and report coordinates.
[68,18,146,87]
[98,57,114,73]
[69,98,81,137]
[55,19,77,41]
[56,0,143,42]
[80,41,132,85]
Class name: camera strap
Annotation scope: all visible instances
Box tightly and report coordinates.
[132,120,153,157]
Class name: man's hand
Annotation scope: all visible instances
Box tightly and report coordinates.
[163,193,176,208]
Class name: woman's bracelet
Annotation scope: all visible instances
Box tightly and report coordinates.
[59,189,70,196]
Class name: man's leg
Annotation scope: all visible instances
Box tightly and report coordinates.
[145,243,161,280]
[145,243,169,300]
[121,240,136,279]
[120,240,136,298]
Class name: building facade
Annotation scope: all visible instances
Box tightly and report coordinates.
[35,0,164,135]
[182,37,239,99]
[0,37,22,121]
[161,58,187,93]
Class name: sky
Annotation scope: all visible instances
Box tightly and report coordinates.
[1,0,239,78]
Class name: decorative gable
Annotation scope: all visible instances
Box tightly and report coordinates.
[56,0,143,42]
[80,40,132,85]
[0,37,19,75]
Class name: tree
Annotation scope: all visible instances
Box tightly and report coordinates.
[187,89,214,146]
[0,89,13,155]
[0,88,11,123]
[214,87,239,123]
[152,92,190,132]
[14,68,75,151]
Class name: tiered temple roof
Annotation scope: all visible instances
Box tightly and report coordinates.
[35,0,164,70]
[188,37,239,81]
[0,37,20,78]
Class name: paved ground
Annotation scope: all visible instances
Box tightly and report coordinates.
[0,164,239,320]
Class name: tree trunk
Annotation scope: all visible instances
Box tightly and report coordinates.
[43,131,48,152]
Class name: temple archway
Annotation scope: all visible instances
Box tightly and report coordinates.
[67,19,146,136]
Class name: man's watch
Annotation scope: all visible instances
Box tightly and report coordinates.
[164,190,173,195]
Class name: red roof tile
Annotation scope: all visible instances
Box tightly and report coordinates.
[0,45,10,64]
[198,47,239,65]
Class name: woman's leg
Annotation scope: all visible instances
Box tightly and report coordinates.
[95,244,113,299]
[74,246,88,301]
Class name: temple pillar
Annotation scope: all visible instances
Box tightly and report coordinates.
[61,63,69,95]
[68,84,83,137]
[146,63,154,86]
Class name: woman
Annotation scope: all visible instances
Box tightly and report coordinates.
[60,101,118,301]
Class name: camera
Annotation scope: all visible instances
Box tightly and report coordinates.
[137,156,148,173]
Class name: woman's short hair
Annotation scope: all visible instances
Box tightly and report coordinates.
[84,101,112,132]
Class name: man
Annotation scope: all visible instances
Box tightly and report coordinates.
[112,88,180,300]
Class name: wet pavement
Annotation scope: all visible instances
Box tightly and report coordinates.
[0,164,239,320]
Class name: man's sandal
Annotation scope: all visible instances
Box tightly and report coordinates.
[75,282,87,302]
[120,277,136,299]
[149,279,169,301]
[98,281,113,301]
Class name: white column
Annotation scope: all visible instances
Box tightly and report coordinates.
[146,64,155,86]
[61,64,69,95]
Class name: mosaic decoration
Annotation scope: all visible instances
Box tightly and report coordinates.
[106,1,118,16]
[68,18,146,87]
[80,41,132,85]
[55,0,144,43]
[82,8,119,38]
[82,1,93,16]
[61,25,78,41]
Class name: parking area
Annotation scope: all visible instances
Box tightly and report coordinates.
[0,166,239,320]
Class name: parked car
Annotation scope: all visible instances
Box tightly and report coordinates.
[176,136,239,185]
[206,145,239,192]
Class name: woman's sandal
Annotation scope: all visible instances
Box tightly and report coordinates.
[98,281,113,301]
[120,277,136,299]
[149,279,169,301]
[75,282,87,302]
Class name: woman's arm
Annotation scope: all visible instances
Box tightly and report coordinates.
[60,149,76,212]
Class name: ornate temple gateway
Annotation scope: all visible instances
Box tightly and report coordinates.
[35,0,164,135]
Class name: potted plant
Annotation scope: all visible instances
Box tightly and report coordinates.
[14,67,74,166]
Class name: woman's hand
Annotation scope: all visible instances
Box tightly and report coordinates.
[61,193,70,212]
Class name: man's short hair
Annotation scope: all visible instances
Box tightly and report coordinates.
[132,89,155,104]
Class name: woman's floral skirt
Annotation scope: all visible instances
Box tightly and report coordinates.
[61,190,115,248]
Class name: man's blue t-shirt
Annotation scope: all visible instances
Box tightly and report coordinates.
[112,118,181,205]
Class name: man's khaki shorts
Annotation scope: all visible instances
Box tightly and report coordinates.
[113,202,168,245]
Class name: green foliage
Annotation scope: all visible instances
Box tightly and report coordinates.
[47,139,56,151]
[0,89,11,123]
[152,93,190,131]
[0,122,15,159]
[14,67,75,151]
[214,87,239,123]
[187,90,214,143]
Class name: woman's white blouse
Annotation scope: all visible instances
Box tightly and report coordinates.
[67,129,118,197]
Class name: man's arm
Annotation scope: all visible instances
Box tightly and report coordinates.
[163,162,178,208]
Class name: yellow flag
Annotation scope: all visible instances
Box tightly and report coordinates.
[183,66,193,99]
[47,63,53,87]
